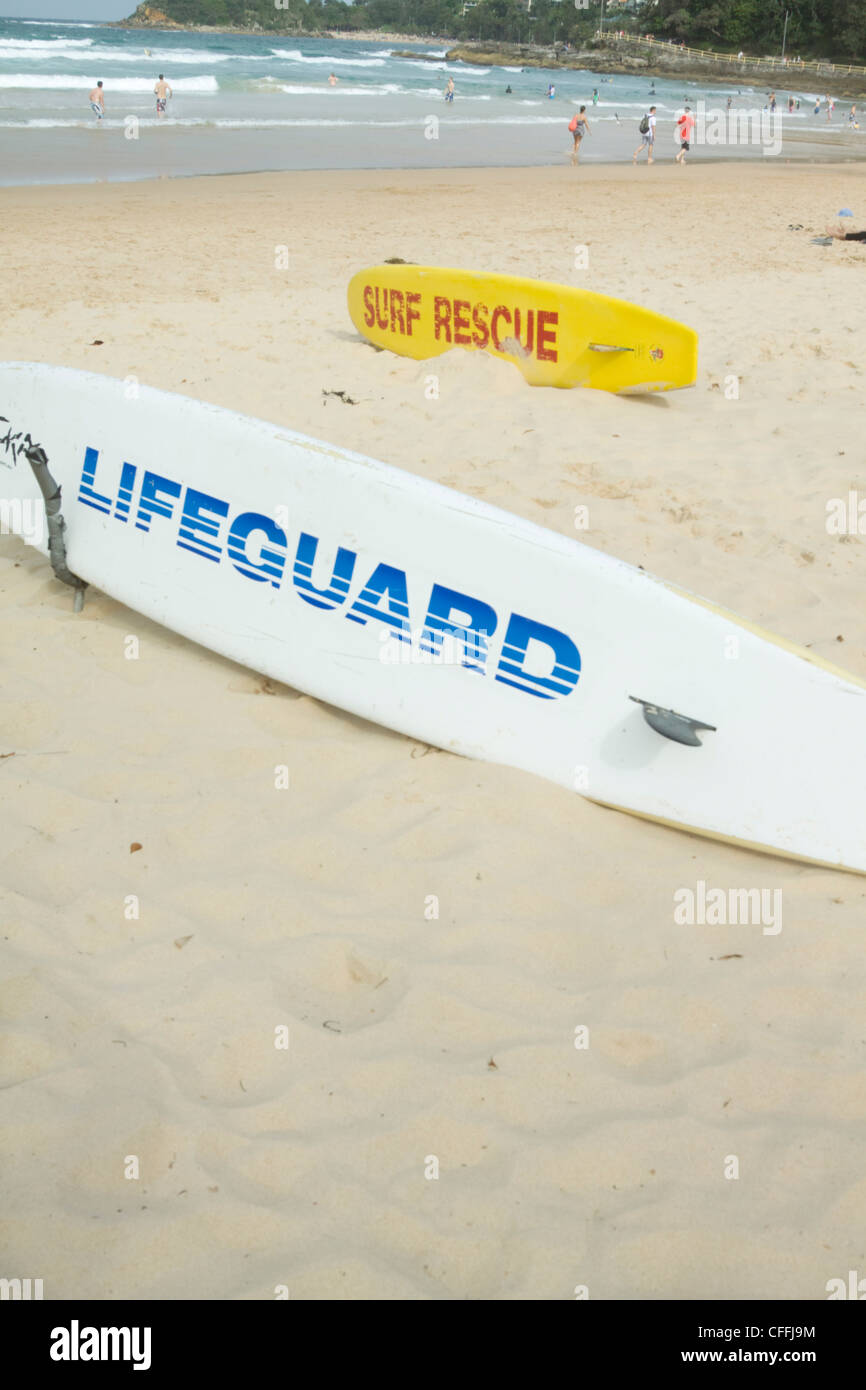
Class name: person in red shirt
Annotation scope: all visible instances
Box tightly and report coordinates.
[675,106,694,163]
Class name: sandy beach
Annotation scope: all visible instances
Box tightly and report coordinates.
[1,161,865,1301]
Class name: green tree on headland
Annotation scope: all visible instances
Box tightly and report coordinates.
[120,0,865,61]
[648,0,864,61]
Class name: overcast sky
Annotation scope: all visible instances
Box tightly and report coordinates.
[0,3,133,18]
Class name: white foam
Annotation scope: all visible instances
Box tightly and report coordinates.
[277,82,403,96]
[270,50,386,67]
[0,73,219,92]
[0,43,232,65]
[0,36,93,48]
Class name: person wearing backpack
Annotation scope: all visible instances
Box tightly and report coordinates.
[633,106,656,164]
[569,106,590,166]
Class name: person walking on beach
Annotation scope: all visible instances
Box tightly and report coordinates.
[675,106,694,163]
[548,83,556,99]
[633,105,656,164]
[154,74,172,117]
[569,105,590,166]
[444,77,454,103]
[592,88,599,105]
[88,80,104,122]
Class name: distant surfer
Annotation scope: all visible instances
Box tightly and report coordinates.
[633,105,656,165]
[88,80,104,122]
[154,74,172,117]
[505,84,512,94]
[569,105,590,166]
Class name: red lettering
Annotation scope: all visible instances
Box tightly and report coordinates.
[390,288,406,335]
[490,305,511,351]
[536,310,559,362]
[374,287,390,332]
[513,307,535,358]
[471,302,490,349]
[406,291,421,337]
[453,299,472,346]
[363,285,375,329]
[433,295,452,343]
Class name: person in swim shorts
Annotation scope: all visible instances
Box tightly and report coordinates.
[154,74,172,117]
[89,81,104,121]
[570,105,590,166]
[633,105,656,164]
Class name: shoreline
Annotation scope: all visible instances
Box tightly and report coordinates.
[2,136,863,193]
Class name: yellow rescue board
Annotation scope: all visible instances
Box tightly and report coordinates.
[347,264,698,394]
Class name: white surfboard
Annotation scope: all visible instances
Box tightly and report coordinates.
[2,362,864,873]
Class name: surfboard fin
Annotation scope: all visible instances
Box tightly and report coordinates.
[629,696,717,747]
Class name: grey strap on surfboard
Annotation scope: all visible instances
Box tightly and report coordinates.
[24,443,87,612]
[630,695,716,747]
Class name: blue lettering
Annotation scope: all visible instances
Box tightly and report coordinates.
[293,531,356,610]
[420,584,496,672]
[113,462,137,524]
[77,446,112,517]
[345,562,411,639]
[135,470,181,533]
[227,511,287,586]
[178,488,229,563]
[495,613,581,700]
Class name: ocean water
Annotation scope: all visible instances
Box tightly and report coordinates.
[0,16,852,185]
